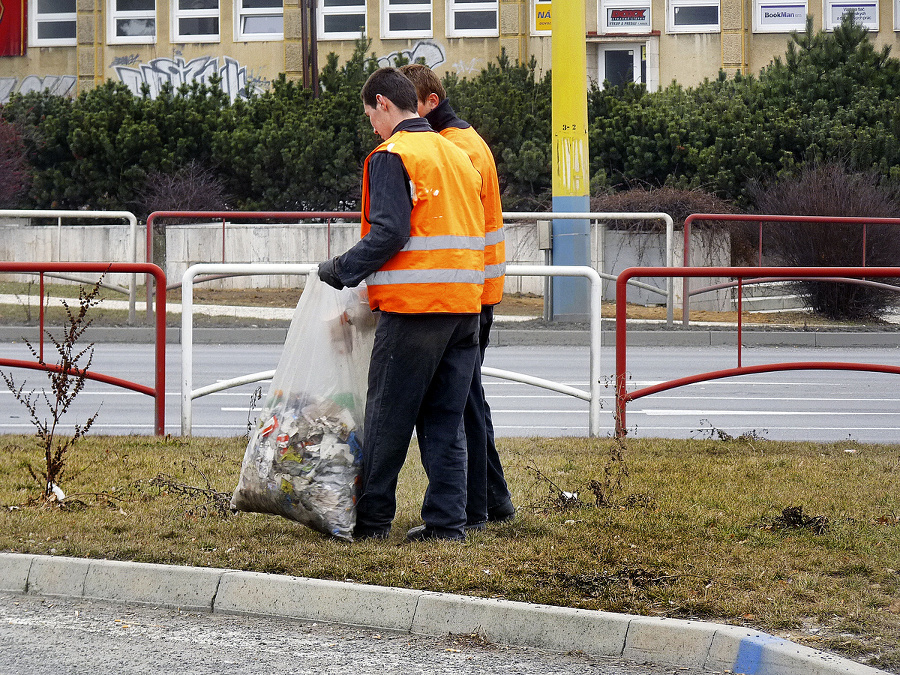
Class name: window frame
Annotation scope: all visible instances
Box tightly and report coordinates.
[318,0,367,39]
[598,42,647,88]
[107,0,157,45]
[666,0,720,32]
[171,0,221,43]
[753,0,807,32]
[532,0,551,35]
[823,0,878,30]
[600,0,652,33]
[446,0,499,37]
[234,0,284,41]
[30,0,78,47]
[381,0,432,39]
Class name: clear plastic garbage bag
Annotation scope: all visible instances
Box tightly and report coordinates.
[230,275,376,541]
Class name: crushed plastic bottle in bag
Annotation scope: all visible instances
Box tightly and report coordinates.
[231,389,362,541]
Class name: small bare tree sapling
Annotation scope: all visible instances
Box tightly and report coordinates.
[0,279,104,503]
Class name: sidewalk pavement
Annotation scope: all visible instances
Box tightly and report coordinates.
[0,552,888,675]
[3,293,900,346]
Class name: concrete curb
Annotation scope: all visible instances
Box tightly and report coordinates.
[0,552,887,675]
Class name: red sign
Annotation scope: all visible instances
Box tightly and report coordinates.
[610,8,647,18]
[0,0,27,57]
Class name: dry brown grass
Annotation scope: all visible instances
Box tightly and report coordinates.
[0,433,898,672]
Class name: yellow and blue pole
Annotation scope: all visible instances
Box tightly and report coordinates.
[551,0,591,321]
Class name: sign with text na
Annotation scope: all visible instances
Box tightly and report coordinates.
[0,0,27,57]
[535,1,551,32]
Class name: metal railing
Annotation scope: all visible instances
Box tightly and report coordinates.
[0,262,167,435]
[0,210,140,323]
[180,263,603,437]
[681,213,900,325]
[615,266,900,438]
[147,209,675,322]
[144,210,351,322]
[504,211,676,323]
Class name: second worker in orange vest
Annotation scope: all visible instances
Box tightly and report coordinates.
[400,63,516,529]
[318,67,486,542]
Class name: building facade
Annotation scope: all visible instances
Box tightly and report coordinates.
[2,0,899,103]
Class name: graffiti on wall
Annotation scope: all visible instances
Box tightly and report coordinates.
[451,57,485,76]
[114,55,268,101]
[377,41,445,69]
[0,75,77,104]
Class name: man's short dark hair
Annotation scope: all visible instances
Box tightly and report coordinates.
[399,64,447,104]
[360,67,419,113]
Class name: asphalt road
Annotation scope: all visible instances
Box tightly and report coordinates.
[2,341,900,443]
[0,593,710,675]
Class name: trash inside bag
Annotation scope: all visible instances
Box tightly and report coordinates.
[231,275,375,541]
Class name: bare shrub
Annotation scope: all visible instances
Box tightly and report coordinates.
[590,185,736,231]
[590,185,740,277]
[1,279,104,503]
[133,159,230,221]
[749,163,900,320]
[0,116,30,208]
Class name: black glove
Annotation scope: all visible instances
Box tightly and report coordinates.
[318,257,345,289]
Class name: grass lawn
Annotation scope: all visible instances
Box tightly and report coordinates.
[0,433,897,672]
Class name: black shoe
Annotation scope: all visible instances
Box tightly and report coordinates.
[465,520,487,531]
[487,499,516,523]
[353,527,390,541]
[405,525,465,542]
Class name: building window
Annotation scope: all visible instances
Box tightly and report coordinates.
[824,0,877,30]
[598,43,647,87]
[446,0,498,36]
[319,0,366,39]
[108,0,157,44]
[667,0,719,31]
[753,0,806,31]
[600,0,651,33]
[172,0,220,42]
[381,0,432,38]
[30,0,77,46]
[235,0,283,40]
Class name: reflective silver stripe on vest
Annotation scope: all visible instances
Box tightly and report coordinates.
[485,262,506,280]
[400,235,485,252]
[485,228,505,246]
[367,268,485,286]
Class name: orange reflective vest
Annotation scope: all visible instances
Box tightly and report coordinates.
[361,130,485,314]
[440,126,506,306]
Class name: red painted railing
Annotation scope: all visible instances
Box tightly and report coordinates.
[681,213,900,325]
[0,262,167,435]
[615,266,900,438]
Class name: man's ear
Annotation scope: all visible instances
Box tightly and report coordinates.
[426,92,440,112]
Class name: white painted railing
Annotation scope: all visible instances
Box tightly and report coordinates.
[180,263,603,437]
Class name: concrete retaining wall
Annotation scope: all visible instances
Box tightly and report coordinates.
[0,220,731,309]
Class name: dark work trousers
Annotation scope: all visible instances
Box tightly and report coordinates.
[463,305,512,525]
[355,311,480,539]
